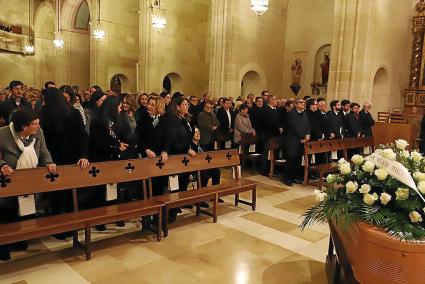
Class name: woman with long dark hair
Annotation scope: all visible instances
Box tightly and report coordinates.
[88,96,131,230]
[40,87,89,238]
[167,96,195,195]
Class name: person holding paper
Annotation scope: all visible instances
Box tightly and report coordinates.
[0,108,56,261]
[190,127,222,207]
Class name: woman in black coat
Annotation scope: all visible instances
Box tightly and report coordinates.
[87,96,131,230]
[167,96,195,194]
[41,88,89,212]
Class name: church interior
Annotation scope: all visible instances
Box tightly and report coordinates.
[1,0,425,283]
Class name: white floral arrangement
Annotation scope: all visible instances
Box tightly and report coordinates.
[302,139,425,240]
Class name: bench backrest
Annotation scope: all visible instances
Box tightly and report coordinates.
[0,149,240,198]
[304,137,374,155]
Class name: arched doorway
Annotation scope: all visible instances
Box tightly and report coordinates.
[240,71,262,98]
[70,0,90,90]
[110,74,128,93]
[163,73,183,93]
[371,67,390,116]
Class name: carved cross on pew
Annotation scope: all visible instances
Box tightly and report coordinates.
[156,159,164,169]
[125,163,135,173]
[45,172,59,182]
[0,175,11,188]
[205,154,212,163]
[89,166,100,177]
[182,157,189,166]
[226,152,232,160]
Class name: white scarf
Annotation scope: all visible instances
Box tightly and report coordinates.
[9,122,38,169]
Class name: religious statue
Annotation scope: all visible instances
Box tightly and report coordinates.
[320,53,330,85]
[290,58,302,95]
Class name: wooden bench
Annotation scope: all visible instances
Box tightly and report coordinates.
[0,149,256,260]
[269,137,286,178]
[303,137,375,188]
[240,133,261,169]
[145,149,257,236]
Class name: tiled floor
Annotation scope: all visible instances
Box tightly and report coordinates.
[0,172,329,284]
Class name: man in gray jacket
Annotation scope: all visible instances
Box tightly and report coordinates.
[197,101,220,151]
[0,109,56,261]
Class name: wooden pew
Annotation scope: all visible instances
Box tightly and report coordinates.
[147,149,257,236]
[303,137,375,188]
[0,149,256,260]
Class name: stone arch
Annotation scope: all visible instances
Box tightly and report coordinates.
[163,73,183,93]
[371,66,390,115]
[61,0,94,31]
[110,74,129,93]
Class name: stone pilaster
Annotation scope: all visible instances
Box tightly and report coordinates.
[208,0,239,98]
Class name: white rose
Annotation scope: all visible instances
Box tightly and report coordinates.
[351,155,364,165]
[362,161,375,173]
[326,174,335,184]
[411,151,423,163]
[314,189,327,202]
[395,188,409,200]
[374,168,388,181]
[359,184,371,194]
[363,193,378,206]
[402,150,410,158]
[382,149,396,160]
[346,181,358,194]
[409,211,423,223]
[395,139,409,150]
[380,192,392,205]
[413,172,425,182]
[339,163,351,175]
[418,181,425,194]
[338,158,347,165]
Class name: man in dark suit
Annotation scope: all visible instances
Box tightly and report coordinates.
[0,81,31,125]
[283,98,311,186]
[340,99,352,138]
[260,95,283,175]
[359,101,375,137]
[328,100,344,138]
[216,98,235,149]
[348,102,363,138]
[249,97,265,154]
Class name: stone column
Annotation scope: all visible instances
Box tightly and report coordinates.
[208,0,239,98]
[138,0,161,93]
[327,0,375,102]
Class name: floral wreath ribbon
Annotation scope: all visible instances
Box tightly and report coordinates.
[365,152,425,203]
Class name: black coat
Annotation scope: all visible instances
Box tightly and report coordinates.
[317,111,333,139]
[262,105,281,139]
[359,110,375,137]
[166,115,193,155]
[284,109,311,157]
[306,110,322,141]
[347,112,363,137]
[249,105,263,132]
[341,111,353,138]
[42,108,88,165]
[216,107,234,132]
[136,112,168,157]
[89,115,130,162]
[327,110,344,138]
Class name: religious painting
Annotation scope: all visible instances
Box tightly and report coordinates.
[416,93,425,106]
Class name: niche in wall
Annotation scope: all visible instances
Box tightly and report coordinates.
[163,73,182,94]
[240,71,262,98]
[371,67,390,115]
[110,74,128,93]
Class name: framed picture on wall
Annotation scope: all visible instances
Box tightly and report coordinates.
[417,93,425,106]
[405,92,416,106]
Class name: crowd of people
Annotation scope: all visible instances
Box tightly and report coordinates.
[0,80,375,261]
